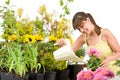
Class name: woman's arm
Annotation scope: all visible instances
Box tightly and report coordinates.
[72,34,85,52]
[101,28,120,67]
[105,28,120,60]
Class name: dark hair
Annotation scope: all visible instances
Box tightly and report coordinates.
[72,12,101,35]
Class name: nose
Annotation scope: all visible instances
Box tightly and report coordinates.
[80,28,84,33]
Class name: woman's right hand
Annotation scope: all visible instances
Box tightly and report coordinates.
[57,38,67,47]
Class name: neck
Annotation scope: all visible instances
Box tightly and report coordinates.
[87,30,98,38]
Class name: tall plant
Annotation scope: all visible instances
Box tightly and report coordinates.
[0,0,75,76]
[25,42,41,73]
[0,0,17,41]
[6,42,28,77]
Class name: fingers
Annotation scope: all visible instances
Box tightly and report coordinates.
[100,64,107,68]
[57,38,66,47]
[100,61,108,68]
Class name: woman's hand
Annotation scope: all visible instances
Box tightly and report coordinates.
[57,38,67,47]
[100,59,109,68]
[100,56,114,68]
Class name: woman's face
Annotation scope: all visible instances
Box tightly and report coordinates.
[77,18,93,35]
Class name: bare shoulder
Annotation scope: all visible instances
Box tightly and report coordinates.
[102,28,116,42]
[102,28,113,37]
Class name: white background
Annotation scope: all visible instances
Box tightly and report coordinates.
[0,0,120,43]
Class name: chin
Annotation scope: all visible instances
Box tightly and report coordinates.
[85,32,89,35]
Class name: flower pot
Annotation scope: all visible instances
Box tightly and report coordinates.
[12,73,29,80]
[68,64,83,80]
[36,73,44,80]
[0,71,13,80]
[29,72,44,80]
[55,69,69,80]
[44,71,56,80]
[13,77,25,80]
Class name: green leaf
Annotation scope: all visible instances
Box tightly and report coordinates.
[60,0,64,6]
[87,56,101,71]
[0,10,3,13]
[63,5,70,15]
[68,0,74,2]
[5,0,10,5]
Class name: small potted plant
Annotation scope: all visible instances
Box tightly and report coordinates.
[0,42,14,80]
[7,42,28,80]
[24,42,44,80]
[68,47,86,80]
[0,42,29,80]
[55,60,69,80]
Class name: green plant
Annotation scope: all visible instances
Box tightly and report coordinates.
[5,42,28,77]
[25,42,41,73]
[0,0,17,41]
[40,52,57,72]
[0,42,8,70]
[68,47,86,65]
[0,0,74,76]
[0,42,15,72]
[59,0,74,18]
[75,47,86,59]
[56,60,68,70]
[87,48,102,71]
[114,59,120,75]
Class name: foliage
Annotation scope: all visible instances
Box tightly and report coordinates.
[0,0,16,41]
[24,42,41,73]
[0,42,8,70]
[40,52,57,72]
[0,0,74,76]
[56,60,68,70]
[0,42,41,77]
[75,47,86,59]
[0,2,73,43]
[59,0,74,18]
[114,59,120,75]
[2,42,28,77]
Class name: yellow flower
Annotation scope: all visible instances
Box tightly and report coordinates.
[49,35,58,42]
[8,35,18,41]
[34,34,43,41]
[23,35,36,43]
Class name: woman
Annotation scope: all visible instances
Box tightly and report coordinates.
[57,12,120,75]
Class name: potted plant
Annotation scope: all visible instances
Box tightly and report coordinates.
[55,60,69,80]
[24,42,44,80]
[0,42,14,80]
[0,42,29,80]
[40,48,57,80]
[41,52,57,80]
[68,47,86,80]
[7,42,28,80]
